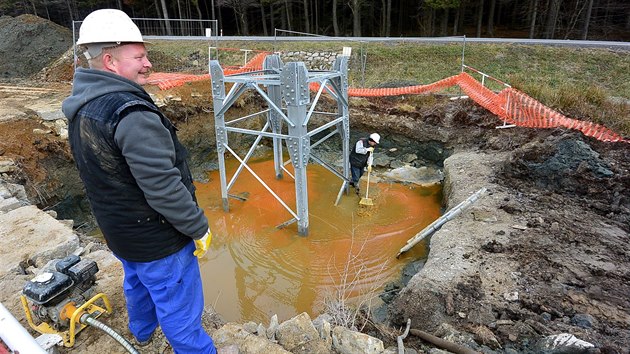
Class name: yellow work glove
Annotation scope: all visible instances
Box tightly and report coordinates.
[193,229,212,259]
[367,165,373,173]
[366,147,375,153]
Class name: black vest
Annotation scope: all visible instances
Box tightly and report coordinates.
[349,138,370,168]
[68,91,193,262]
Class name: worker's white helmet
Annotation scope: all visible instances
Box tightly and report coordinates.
[77,9,145,46]
[369,133,381,144]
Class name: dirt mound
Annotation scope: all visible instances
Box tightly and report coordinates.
[0,14,73,79]
[502,133,630,229]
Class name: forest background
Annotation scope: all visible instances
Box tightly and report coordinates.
[1,0,629,41]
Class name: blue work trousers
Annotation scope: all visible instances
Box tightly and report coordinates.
[117,241,216,354]
[350,165,365,186]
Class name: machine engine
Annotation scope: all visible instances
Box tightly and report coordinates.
[22,255,99,329]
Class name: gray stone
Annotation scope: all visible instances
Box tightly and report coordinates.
[373,154,394,167]
[216,344,239,354]
[58,128,68,140]
[571,313,597,329]
[0,159,16,173]
[267,314,279,340]
[400,153,418,163]
[503,291,519,301]
[6,183,27,201]
[213,323,290,353]
[473,325,500,349]
[0,185,10,199]
[390,160,408,169]
[0,197,21,212]
[468,304,497,324]
[382,165,444,185]
[289,339,334,354]
[38,110,65,121]
[33,128,51,135]
[256,323,266,337]
[332,326,384,354]
[243,321,258,334]
[276,312,319,350]
[59,219,74,228]
[535,333,594,353]
[313,315,332,346]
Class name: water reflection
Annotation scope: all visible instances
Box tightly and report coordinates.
[195,156,441,323]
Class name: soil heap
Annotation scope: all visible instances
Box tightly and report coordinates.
[0,14,73,79]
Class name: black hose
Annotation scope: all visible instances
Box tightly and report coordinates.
[80,314,140,354]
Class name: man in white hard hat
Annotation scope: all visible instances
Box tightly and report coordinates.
[349,133,380,195]
[62,9,216,354]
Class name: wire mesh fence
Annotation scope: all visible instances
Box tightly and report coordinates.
[360,38,465,94]
[69,18,515,96]
[219,30,467,92]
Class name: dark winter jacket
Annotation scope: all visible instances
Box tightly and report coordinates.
[62,68,208,262]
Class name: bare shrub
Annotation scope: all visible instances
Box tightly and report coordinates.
[321,222,390,331]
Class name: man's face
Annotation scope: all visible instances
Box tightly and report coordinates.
[369,140,377,147]
[108,43,152,85]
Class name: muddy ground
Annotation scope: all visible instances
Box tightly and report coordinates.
[1,13,629,354]
[0,79,628,353]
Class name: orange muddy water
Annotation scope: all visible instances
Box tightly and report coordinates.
[195,156,441,324]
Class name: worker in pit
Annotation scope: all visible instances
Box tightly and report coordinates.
[349,133,380,195]
[62,9,216,354]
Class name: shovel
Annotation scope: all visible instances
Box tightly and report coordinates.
[359,156,374,206]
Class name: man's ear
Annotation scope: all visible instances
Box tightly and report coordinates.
[102,53,117,72]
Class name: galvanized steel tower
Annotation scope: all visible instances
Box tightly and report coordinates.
[209,54,351,235]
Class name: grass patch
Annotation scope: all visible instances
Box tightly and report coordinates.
[148,39,629,136]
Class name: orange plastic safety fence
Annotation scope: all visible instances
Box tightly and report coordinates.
[500,88,627,143]
[147,72,210,90]
[146,51,270,90]
[147,55,627,144]
[452,73,627,143]
[346,75,460,97]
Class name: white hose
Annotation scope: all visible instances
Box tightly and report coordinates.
[0,302,46,354]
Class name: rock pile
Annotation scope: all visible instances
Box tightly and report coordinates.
[280,51,340,70]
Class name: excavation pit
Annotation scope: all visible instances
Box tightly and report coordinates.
[195,156,442,323]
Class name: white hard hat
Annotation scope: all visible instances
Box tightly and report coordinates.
[77,9,145,46]
[369,133,381,144]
